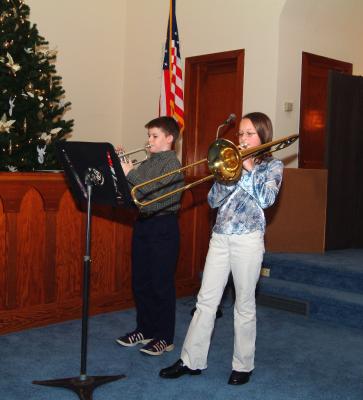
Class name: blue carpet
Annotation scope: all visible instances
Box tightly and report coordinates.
[1,297,363,400]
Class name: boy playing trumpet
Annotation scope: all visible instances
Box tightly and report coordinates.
[116,116,184,355]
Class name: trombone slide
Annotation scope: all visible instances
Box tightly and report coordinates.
[131,134,299,208]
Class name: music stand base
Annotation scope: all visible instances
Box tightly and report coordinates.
[33,374,126,400]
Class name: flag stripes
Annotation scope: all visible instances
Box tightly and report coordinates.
[159,0,184,133]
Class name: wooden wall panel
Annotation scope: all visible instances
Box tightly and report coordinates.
[177,180,212,285]
[265,168,327,253]
[0,201,5,308]
[56,190,83,302]
[16,189,46,307]
[0,172,206,334]
[114,210,134,297]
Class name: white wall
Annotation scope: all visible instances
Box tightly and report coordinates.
[122,0,286,151]
[28,0,127,144]
[27,0,363,166]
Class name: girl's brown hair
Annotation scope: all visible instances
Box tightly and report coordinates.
[242,112,273,163]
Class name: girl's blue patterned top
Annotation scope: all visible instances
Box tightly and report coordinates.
[208,158,283,235]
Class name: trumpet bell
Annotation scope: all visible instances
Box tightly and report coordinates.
[208,139,242,182]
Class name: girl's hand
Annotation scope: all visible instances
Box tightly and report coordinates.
[242,157,254,171]
[238,144,254,171]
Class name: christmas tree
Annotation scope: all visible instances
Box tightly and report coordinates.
[0,0,73,171]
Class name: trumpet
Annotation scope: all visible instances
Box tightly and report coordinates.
[117,144,151,165]
[131,134,299,208]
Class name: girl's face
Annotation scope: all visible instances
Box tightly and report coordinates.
[237,118,262,149]
[147,127,173,153]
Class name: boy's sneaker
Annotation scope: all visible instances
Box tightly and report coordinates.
[115,331,152,347]
[139,339,174,356]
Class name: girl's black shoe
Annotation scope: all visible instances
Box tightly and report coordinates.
[228,370,252,385]
[159,359,201,379]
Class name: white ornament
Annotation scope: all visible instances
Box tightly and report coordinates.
[9,96,16,116]
[51,127,62,135]
[39,127,61,145]
[0,113,16,133]
[4,53,21,74]
[39,132,52,144]
[37,145,47,164]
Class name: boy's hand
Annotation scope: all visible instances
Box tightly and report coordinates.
[115,144,134,175]
[115,145,125,157]
[121,160,134,175]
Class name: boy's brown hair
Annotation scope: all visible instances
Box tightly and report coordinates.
[145,116,180,144]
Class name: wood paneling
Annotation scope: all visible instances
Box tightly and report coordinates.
[0,172,208,334]
[265,168,328,253]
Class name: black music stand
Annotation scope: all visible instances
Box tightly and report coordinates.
[33,141,133,400]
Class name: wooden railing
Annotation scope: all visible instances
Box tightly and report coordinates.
[0,173,211,334]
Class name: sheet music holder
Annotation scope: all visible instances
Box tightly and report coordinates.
[33,141,132,400]
[56,141,134,208]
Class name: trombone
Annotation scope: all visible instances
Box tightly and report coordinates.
[131,134,299,208]
[117,145,151,165]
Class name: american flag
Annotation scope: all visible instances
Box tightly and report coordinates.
[159,0,184,133]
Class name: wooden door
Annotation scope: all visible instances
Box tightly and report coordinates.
[299,52,352,168]
[182,50,244,176]
[177,50,244,282]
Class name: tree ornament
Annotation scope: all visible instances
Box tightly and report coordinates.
[0,114,16,133]
[25,82,34,92]
[4,52,21,75]
[37,145,46,164]
[39,132,52,144]
[9,96,16,116]
[3,39,14,49]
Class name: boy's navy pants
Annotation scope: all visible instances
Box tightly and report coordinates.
[131,213,179,344]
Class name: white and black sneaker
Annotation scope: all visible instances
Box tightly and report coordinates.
[116,331,152,347]
[139,339,174,356]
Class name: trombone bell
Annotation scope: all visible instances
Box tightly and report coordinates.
[208,139,242,182]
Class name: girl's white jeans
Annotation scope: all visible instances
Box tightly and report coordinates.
[181,231,264,372]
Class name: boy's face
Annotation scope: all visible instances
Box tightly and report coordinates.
[147,127,173,153]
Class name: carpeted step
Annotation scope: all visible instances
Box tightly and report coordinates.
[257,276,363,329]
[262,249,363,294]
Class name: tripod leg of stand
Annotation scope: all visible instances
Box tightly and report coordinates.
[33,180,126,400]
[33,375,126,400]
